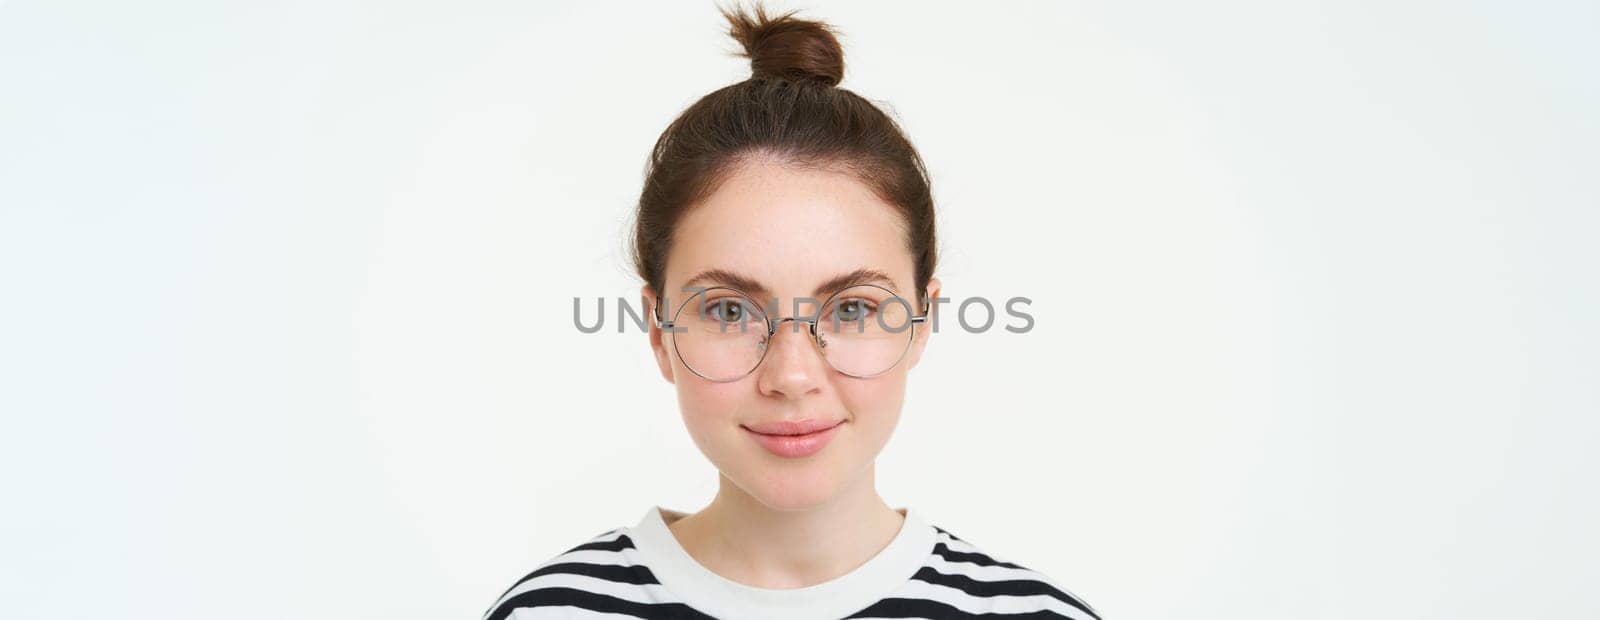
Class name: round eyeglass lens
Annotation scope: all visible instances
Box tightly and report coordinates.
[669,288,770,381]
[815,284,916,378]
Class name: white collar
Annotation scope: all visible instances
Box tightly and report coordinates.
[627,504,936,620]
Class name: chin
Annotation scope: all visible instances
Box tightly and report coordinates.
[743,481,840,512]
[733,457,852,512]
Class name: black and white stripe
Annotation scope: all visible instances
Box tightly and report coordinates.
[842,527,1100,619]
[483,524,1098,619]
[481,529,712,620]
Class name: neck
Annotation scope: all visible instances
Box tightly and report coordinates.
[666,464,905,589]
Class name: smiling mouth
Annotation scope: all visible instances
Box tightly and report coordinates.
[741,419,846,458]
[740,418,845,436]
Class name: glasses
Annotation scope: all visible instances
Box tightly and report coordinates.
[654,284,928,382]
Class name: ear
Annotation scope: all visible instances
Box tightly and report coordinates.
[642,284,676,384]
[904,277,940,370]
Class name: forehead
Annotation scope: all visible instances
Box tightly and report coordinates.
[664,158,913,297]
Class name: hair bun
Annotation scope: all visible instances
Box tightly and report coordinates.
[722,4,845,87]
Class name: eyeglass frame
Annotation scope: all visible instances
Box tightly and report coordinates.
[652,284,930,382]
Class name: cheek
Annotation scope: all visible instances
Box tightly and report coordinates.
[835,372,909,443]
[673,380,746,445]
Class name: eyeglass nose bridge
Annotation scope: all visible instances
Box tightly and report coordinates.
[761,317,832,356]
[767,316,818,335]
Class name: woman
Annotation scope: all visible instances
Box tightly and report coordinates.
[484,5,1097,619]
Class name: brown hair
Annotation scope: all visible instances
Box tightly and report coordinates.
[633,3,938,317]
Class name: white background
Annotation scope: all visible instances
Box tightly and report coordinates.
[2,1,1596,618]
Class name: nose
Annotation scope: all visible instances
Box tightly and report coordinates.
[755,318,826,398]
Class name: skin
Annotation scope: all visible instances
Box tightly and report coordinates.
[642,154,941,589]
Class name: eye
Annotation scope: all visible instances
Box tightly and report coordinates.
[833,298,876,322]
[703,298,749,323]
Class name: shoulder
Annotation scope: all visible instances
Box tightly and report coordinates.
[885,524,1101,620]
[479,526,698,620]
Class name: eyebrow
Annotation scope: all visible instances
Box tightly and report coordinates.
[679,268,901,299]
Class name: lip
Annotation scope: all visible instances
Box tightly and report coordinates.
[741,419,845,458]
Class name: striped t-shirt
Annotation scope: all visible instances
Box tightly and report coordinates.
[482,505,1099,620]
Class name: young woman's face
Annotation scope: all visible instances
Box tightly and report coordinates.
[647,157,938,512]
